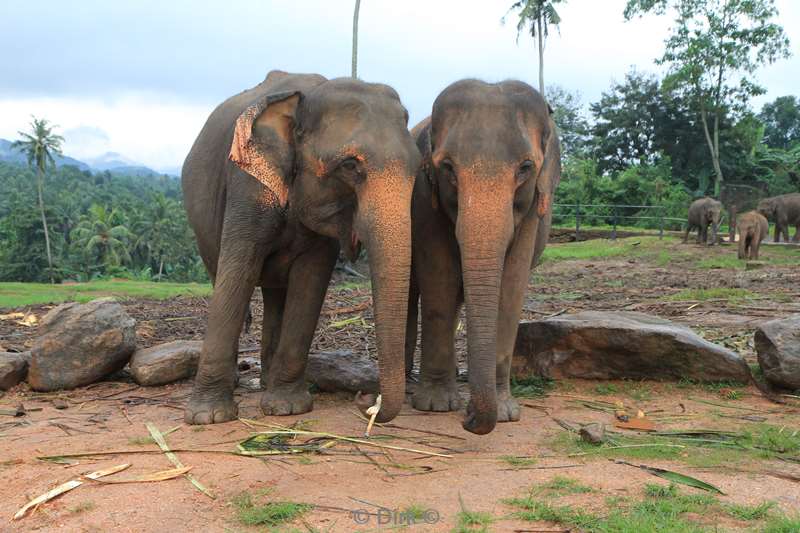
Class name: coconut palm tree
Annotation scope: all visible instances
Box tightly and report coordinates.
[73,204,133,273]
[352,0,362,78]
[12,117,64,283]
[506,0,565,99]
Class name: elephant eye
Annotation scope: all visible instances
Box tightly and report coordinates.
[439,159,457,188]
[516,160,535,184]
[340,158,358,172]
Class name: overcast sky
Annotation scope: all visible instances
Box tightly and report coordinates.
[1,0,798,173]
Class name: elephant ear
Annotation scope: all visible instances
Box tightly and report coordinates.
[229,91,301,208]
[535,117,561,218]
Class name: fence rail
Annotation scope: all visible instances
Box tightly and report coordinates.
[552,203,687,240]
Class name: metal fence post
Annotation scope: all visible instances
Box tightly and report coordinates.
[575,201,581,241]
[611,206,617,240]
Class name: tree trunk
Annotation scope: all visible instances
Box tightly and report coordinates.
[158,258,164,280]
[537,15,545,98]
[351,0,361,78]
[699,103,724,197]
[36,169,54,284]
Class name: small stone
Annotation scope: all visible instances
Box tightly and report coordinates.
[580,423,605,445]
[0,352,29,390]
[52,398,68,410]
[129,340,203,386]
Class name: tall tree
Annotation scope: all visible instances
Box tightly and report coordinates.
[73,204,133,273]
[506,0,564,98]
[351,0,362,78]
[624,0,791,197]
[12,117,64,283]
[547,85,590,157]
[759,95,800,150]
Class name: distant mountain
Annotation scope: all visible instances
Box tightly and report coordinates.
[0,140,170,177]
[0,139,90,171]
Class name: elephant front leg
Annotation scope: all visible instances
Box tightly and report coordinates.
[261,241,338,416]
[259,287,287,389]
[186,241,265,425]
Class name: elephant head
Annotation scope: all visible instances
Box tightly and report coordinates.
[757,197,777,221]
[230,76,420,423]
[706,199,722,244]
[424,79,559,434]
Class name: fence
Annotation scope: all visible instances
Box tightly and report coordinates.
[552,203,687,240]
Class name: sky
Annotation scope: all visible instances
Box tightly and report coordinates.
[1,0,798,173]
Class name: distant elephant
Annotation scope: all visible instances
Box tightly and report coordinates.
[737,211,768,260]
[757,193,800,243]
[406,79,561,435]
[684,197,722,245]
[182,70,420,424]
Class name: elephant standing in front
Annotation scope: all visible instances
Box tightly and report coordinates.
[684,197,722,245]
[737,211,769,260]
[757,193,800,243]
[406,79,561,435]
[181,70,419,424]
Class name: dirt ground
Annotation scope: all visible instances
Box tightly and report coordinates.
[1,237,800,532]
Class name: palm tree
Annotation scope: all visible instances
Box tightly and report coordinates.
[352,0,362,78]
[12,117,64,283]
[73,204,133,273]
[132,193,180,279]
[505,0,565,99]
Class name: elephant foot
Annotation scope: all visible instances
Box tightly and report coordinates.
[260,382,313,416]
[412,380,463,412]
[496,392,521,423]
[185,390,238,425]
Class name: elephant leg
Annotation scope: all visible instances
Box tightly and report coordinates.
[259,287,287,389]
[404,274,420,378]
[737,233,746,260]
[261,239,338,416]
[186,236,266,425]
[698,224,706,244]
[793,224,800,243]
[683,224,691,243]
[495,211,540,423]
[774,224,781,243]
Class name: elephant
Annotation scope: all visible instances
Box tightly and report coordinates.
[405,79,561,435]
[684,197,722,245]
[757,193,800,243]
[181,70,420,425]
[736,211,768,260]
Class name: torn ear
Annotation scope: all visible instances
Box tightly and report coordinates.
[230,91,301,208]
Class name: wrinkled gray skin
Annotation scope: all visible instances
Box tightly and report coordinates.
[405,79,561,435]
[182,70,419,425]
[684,197,722,245]
[737,211,769,260]
[757,193,800,243]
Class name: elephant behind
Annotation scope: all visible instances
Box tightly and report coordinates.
[757,193,800,243]
[684,197,722,245]
[182,70,420,425]
[406,79,560,435]
[737,211,769,260]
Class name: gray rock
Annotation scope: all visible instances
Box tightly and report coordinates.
[755,314,800,390]
[130,340,203,386]
[28,298,136,391]
[306,350,379,394]
[580,423,606,445]
[0,352,29,390]
[513,311,751,382]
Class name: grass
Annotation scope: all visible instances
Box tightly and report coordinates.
[541,237,669,263]
[534,476,595,496]
[724,501,775,521]
[453,496,495,533]
[665,287,754,302]
[0,280,211,308]
[498,455,538,468]
[594,383,619,395]
[764,515,800,532]
[510,376,554,398]
[232,491,311,528]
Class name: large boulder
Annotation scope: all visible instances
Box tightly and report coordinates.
[28,298,136,391]
[306,350,378,394]
[130,340,203,386]
[755,314,800,390]
[513,311,751,382]
[0,352,30,390]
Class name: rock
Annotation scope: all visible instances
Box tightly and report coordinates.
[0,352,29,390]
[580,423,605,445]
[52,398,68,410]
[513,311,751,382]
[28,298,136,391]
[755,314,800,390]
[306,350,379,394]
[130,340,203,386]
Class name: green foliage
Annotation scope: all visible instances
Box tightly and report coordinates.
[666,287,753,301]
[760,95,800,149]
[0,280,210,308]
[232,491,311,527]
[510,375,554,398]
[724,501,775,521]
[0,161,207,283]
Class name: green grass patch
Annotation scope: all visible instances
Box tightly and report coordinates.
[232,491,311,528]
[764,514,800,532]
[0,280,211,308]
[724,501,775,521]
[594,383,619,395]
[534,476,595,496]
[453,499,495,533]
[541,237,668,263]
[511,376,554,398]
[498,455,538,468]
[665,287,753,302]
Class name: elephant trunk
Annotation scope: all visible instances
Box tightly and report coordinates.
[356,170,413,423]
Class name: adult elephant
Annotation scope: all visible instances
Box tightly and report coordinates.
[405,79,561,435]
[182,70,419,424]
[757,193,800,243]
[684,197,722,245]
